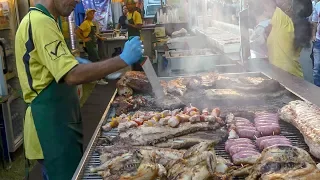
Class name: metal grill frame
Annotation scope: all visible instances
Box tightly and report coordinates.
[72,72,317,179]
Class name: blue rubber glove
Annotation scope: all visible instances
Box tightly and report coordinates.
[75,57,92,64]
[120,36,143,65]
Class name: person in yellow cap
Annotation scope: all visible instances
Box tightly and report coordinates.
[75,9,108,84]
[15,0,143,179]
[125,0,143,37]
[125,0,143,71]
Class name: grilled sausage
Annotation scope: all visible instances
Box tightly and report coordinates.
[235,117,251,121]
[256,136,287,147]
[226,143,257,153]
[255,113,279,119]
[236,129,261,139]
[256,125,281,136]
[259,138,291,150]
[236,126,257,131]
[228,144,257,154]
[254,117,279,122]
[229,146,257,156]
[232,151,261,165]
[225,138,253,151]
[236,122,254,127]
[255,122,279,126]
[254,120,279,124]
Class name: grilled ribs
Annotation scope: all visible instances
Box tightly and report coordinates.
[280,100,320,159]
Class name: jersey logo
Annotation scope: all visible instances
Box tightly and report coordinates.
[44,40,67,60]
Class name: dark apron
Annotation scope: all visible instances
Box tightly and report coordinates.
[85,25,100,62]
[128,12,143,71]
[28,4,82,180]
[31,81,82,180]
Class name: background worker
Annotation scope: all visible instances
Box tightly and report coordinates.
[15,0,143,179]
[75,9,108,85]
[250,0,313,78]
[116,5,128,31]
[125,0,143,71]
[312,0,320,86]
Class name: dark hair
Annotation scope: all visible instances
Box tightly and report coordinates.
[292,0,313,49]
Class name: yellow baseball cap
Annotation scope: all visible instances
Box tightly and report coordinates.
[86,9,96,16]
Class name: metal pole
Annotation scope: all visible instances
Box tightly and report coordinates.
[68,12,76,50]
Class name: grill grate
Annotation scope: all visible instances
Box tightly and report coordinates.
[80,109,319,180]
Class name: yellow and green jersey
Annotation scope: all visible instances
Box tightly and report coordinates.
[15,7,78,159]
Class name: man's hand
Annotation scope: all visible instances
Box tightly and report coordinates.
[83,37,92,42]
[120,36,143,65]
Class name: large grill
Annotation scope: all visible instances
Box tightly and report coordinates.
[72,73,319,180]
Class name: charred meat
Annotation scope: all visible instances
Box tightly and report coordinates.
[117,71,152,93]
[247,145,320,180]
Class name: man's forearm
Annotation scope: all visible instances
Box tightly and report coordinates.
[64,56,127,85]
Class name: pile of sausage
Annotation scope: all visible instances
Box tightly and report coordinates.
[254,113,281,136]
[231,113,281,139]
[226,112,291,165]
[225,138,261,165]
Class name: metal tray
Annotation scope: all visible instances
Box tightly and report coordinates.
[164,49,225,73]
[72,72,318,180]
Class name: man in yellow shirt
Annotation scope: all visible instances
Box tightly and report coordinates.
[15,0,143,179]
[75,9,102,62]
[125,0,143,71]
[75,9,108,85]
[125,0,143,37]
[264,0,312,77]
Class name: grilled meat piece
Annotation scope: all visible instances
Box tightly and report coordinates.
[113,96,148,116]
[236,126,257,131]
[256,125,281,136]
[232,151,261,165]
[116,122,221,146]
[198,72,218,87]
[166,78,188,96]
[247,145,320,180]
[280,100,320,159]
[117,71,152,93]
[167,142,218,180]
[91,146,185,180]
[258,138,291,151]
[155,128,228,149]
[225,138,253,151]
[216,76,282,93]
[154,95,185,110]
[256,136,287,147]
[226,143,257,153]
[229,146,258,156]
[236,129,260,139]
